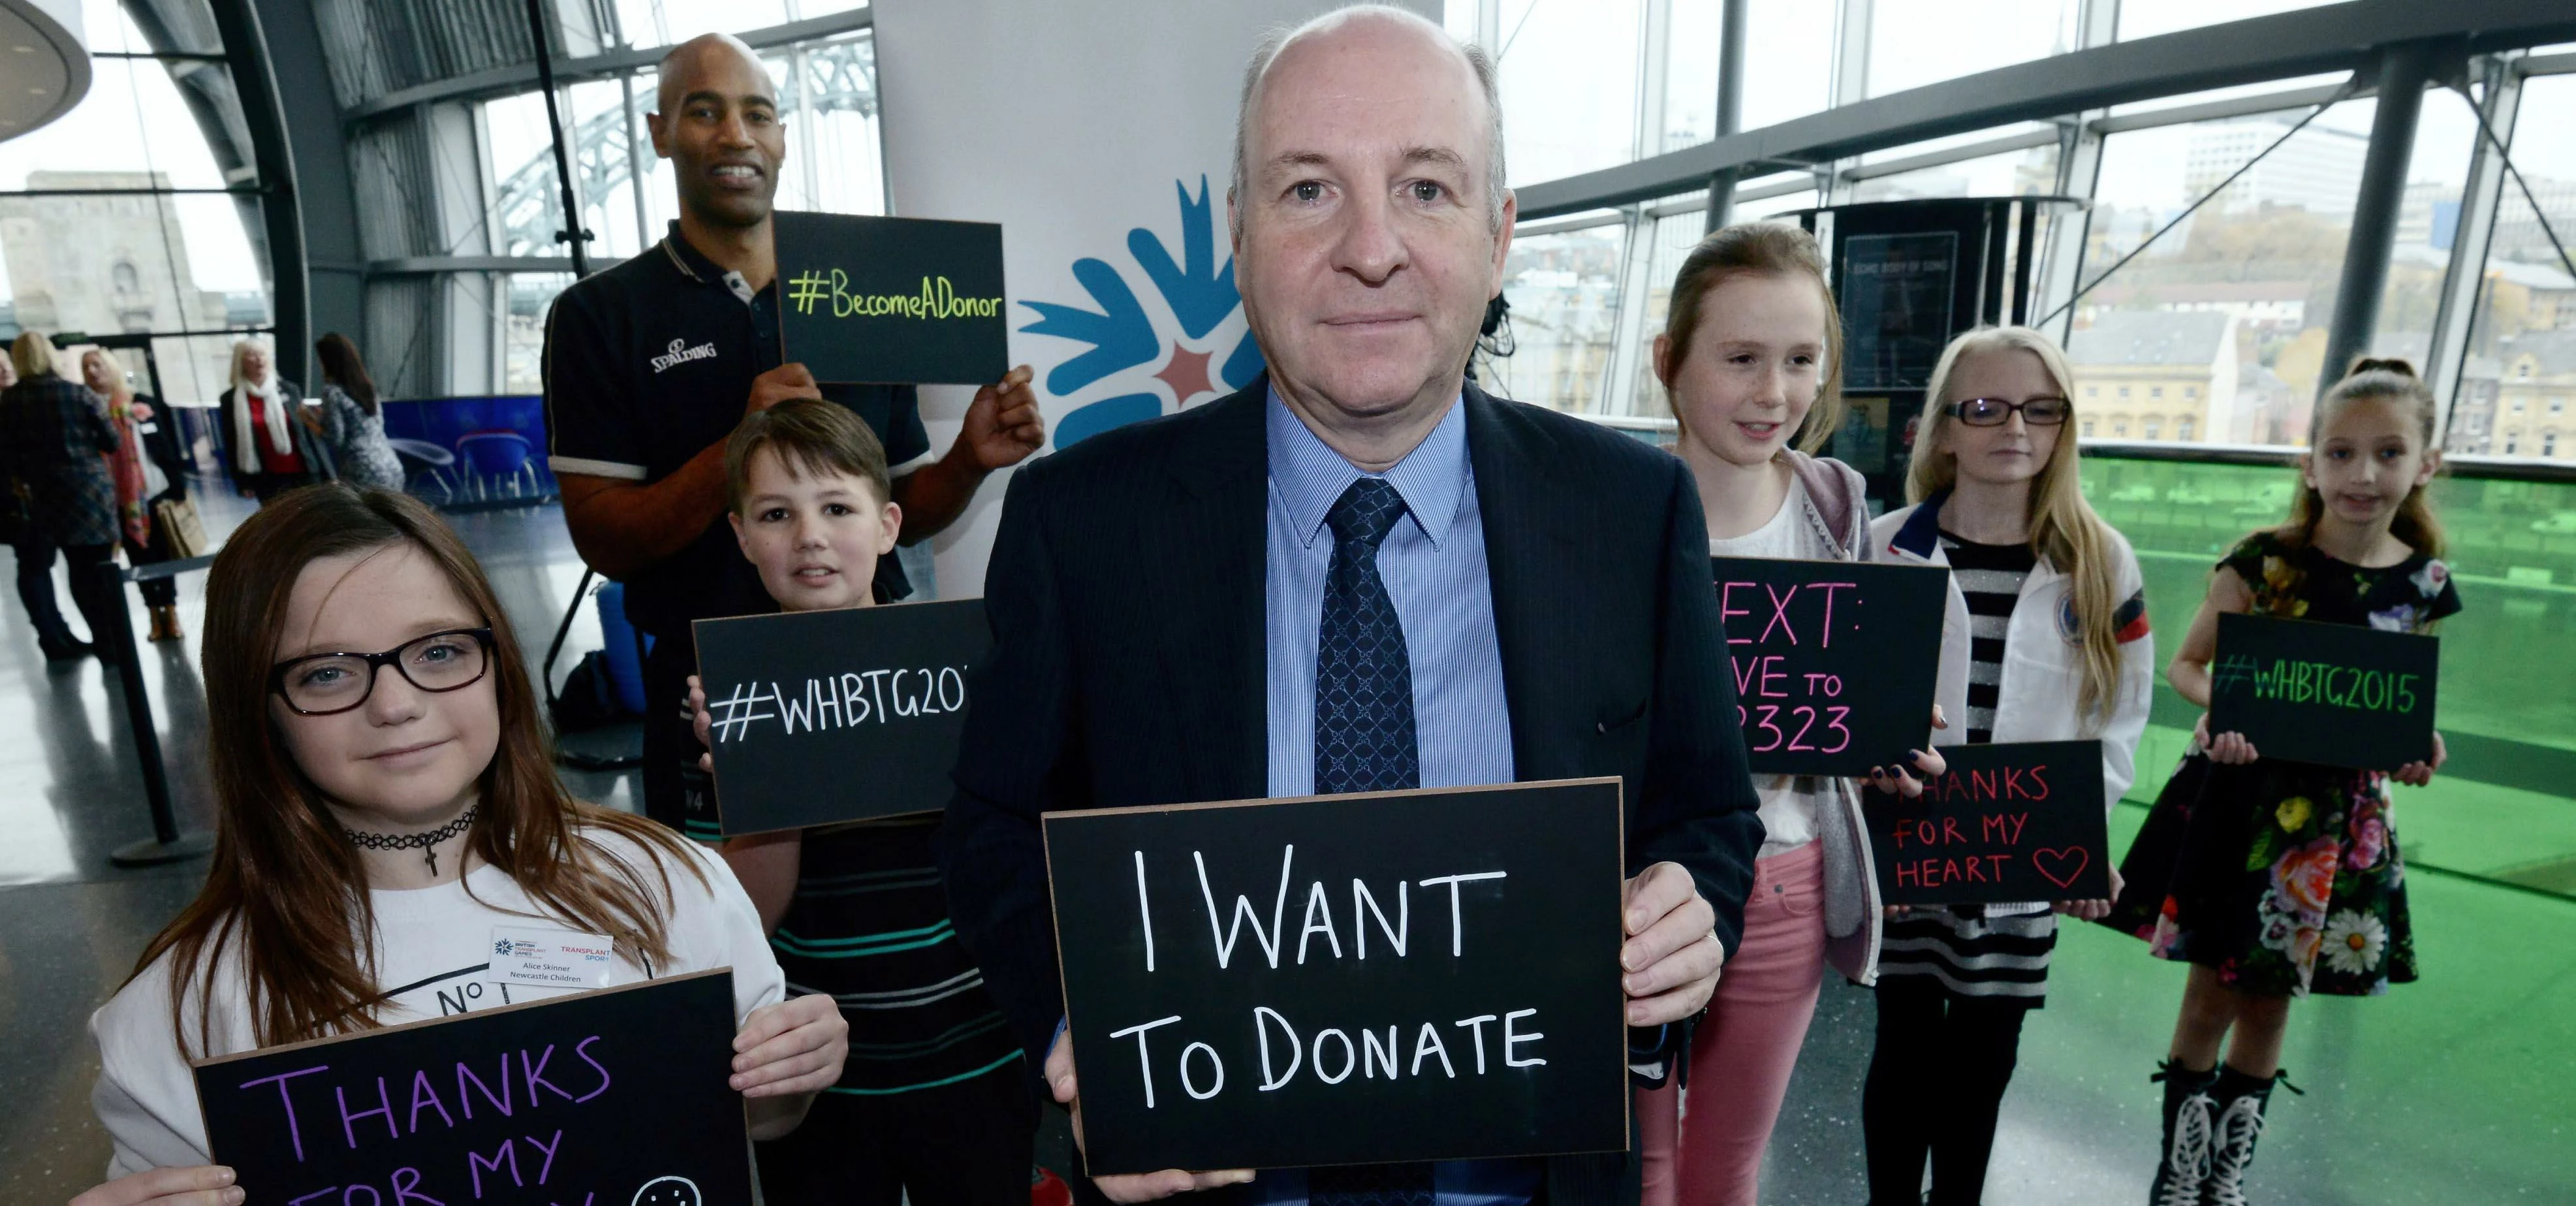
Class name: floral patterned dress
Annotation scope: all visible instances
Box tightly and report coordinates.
[2103,531,2460,997]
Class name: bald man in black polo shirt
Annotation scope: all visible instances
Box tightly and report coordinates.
[544,33,1044,838]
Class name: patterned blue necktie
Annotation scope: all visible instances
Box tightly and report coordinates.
[1310,477,1434,1205]
[1315,477,1421,797]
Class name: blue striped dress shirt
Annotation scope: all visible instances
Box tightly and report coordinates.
[1261,388,1536,1205]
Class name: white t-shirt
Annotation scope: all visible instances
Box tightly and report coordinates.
[1709,477,1831,861]
[87,827,783,1177]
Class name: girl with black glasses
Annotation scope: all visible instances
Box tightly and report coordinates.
[71,484,845,1206]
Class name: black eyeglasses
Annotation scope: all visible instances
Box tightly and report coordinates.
[269,628,495,716]
[1947,396,2072,427]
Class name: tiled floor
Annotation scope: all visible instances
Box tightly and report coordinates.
[1,498,2568,1203]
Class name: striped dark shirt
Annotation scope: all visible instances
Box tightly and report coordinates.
[1875,532,2055,1002]
[775,816,1023,1095]
[1940,532,2037,744]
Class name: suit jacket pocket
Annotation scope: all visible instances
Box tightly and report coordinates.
[1594,698,1649,737]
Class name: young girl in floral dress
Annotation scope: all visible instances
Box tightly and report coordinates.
[2107,359,2458,1206]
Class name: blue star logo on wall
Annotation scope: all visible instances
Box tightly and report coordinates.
[1021,176,1266,449]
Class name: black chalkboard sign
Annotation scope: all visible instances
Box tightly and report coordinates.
[1863,740,2111,906]
[2207,612,2438,770]
[191,971,749,1206]
[694,599,988,835]
[1043,779,1629,1174]
[1710,557,1947,776]
[774,210,1007,385]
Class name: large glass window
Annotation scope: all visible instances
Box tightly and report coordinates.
[0,0,268,404]
[1866,0,2078,99]
[2075,97,2383,445]
[1487,223,1626,411]
[479,29,883,264]
[2460,74,2576,461]
[1495,0,1645,185]
[1851,127,2062,203]
[611,0,867,48]
[502,273,577,394]
[2114,0,2342,42]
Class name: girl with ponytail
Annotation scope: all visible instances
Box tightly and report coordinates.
[2107,358,2457,1205]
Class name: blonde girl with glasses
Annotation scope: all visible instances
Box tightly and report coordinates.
[1863,326,2155,1205]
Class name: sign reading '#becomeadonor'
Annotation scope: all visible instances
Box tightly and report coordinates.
[773,211,1008,386]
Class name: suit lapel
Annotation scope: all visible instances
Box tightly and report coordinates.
[1464,387,1579,781]
[1155,385,1270,802]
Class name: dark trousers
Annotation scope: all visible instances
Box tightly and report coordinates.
[640,633,703,834]
[754,1060,1035,1206]
[123,515,178,607]
[14,538,117,645]
[1862,976,2033,1206]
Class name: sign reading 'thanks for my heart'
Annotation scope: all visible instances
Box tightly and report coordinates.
[1860,740,2111,906]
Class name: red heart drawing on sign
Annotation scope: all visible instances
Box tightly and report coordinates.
[2032,848,2089,891]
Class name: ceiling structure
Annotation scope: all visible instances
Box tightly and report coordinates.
[0,0,89,144]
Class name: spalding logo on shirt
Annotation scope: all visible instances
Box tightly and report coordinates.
[650,338,718,374]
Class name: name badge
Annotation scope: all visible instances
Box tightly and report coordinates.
[487,925,618,991]
[138,421,161,434]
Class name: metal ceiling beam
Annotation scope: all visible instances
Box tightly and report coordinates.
[1515,0,2576,220]
[341,6,873,125]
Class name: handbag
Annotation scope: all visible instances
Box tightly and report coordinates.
[154,495,209,558]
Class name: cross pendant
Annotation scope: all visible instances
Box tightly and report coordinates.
[424,846,439,876]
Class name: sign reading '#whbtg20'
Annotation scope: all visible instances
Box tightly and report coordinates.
[692,599,992,834]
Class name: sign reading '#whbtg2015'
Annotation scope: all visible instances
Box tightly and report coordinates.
[2208,612,2439,770]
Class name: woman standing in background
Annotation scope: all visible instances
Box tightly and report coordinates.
[217,338,319,501]
[1,332,123,663]
[314,334,405,492]
[81,347,191,643]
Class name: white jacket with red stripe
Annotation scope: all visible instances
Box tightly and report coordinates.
[1872,492,2157,908]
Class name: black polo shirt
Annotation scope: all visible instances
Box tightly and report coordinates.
[542,223,931,638]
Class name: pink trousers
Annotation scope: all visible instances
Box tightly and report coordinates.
[1639,839,1829,1206]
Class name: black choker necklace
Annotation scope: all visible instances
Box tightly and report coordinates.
[341,804,479,876]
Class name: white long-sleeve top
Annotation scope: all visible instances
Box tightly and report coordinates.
[87,829,783,1177]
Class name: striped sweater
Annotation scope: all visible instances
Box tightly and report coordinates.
[775,816,1024,1093]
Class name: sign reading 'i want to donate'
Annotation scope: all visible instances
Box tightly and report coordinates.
[190,972,749,1206]
[773,210,1008,385]
[2207,612,2440,770]
[1044,780,1631,1173]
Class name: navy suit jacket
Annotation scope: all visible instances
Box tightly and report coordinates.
[940,379,1763,1201]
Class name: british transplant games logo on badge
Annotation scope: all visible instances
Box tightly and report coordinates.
[1020,176,1266,449]
[650,338,718,373]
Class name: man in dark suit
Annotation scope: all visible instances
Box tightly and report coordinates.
[941,7,1763,1203]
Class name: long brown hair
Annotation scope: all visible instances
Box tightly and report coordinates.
[131,484,704,1054]
[1653,222,1847,453]
[2280,357,2445,558]
[315,332,378,415]
[1907,326,2128,727]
